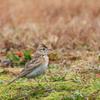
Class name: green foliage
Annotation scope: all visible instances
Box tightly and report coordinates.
[73,92,87,100]
[12,55,20,62]
[92,79,100,90]
[6,53,20,63]
[66,65,70,69]
[48,63,55,69]
[6,49,32,66]
[63,92,87,100]
[98,55,100,62]
[48,63,59,69]
[50,74,66,81]
[23,49,32,60]
[0,70,7,75]
[0,81,3,84]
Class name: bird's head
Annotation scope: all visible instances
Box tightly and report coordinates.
[36,43,51,55]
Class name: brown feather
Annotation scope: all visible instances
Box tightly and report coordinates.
[8,44,49,85]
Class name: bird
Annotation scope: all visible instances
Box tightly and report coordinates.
[8,43,51,86]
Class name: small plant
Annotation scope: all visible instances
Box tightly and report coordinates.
[50,73,66,81]
[6,49,32,67]
[0,81,3,85]
[48,63,55,69]
[92,79,100,90]
[63,92,87,100]
[73,92,88,100]
[23,49,32,61]
[66,65,70,69]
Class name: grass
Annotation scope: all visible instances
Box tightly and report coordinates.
[0,62,100,100]
[0,76,100,99]
[0,49,100,99]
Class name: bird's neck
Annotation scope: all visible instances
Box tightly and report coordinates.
[36,51,47,56]
[36,52,47,57]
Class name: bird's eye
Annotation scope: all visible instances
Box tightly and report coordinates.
[40,48,46,50]
[43,48,45,50]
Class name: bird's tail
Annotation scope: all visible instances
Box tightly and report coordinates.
[8,77,19,85]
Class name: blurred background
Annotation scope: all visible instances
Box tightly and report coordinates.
[0,0,100,51]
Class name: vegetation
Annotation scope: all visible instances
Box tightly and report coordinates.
[0,0,100,99]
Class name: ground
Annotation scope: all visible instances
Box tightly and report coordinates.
[0,0,100,100]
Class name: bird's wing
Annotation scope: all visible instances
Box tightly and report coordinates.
[8,54,42,85]
[20,54,41,73]
[18,58,42,78]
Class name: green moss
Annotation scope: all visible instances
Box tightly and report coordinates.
[41,91,68,100]
[0,68,100,99]
[97,91,100,100]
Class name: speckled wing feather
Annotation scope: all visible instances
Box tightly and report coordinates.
[8,54,42,85]
[21,53,41,72]
[18,59,42,78]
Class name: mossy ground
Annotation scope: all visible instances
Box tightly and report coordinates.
[0,64,100,100]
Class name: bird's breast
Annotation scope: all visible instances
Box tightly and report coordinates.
[25,56,49,78]
[42,55,49,67]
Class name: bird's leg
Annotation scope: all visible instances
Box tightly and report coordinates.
[28,79,34,89]
[42,73,48,82]
[34,78,42,86]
